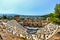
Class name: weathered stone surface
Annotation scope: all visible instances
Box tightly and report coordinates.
[0,35,3,40]
[0,20,59,40]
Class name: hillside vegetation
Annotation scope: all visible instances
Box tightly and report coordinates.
[48,4,60,24]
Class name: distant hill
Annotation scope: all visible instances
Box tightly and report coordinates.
[0,14,49,17]
[0,14,49,20]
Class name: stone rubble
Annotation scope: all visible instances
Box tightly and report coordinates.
[0,20,60,40]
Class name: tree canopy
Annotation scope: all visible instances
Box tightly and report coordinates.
[49,4,60,24]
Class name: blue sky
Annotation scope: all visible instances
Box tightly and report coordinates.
[0,0,60,15]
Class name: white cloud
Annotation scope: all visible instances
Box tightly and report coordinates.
[0,9,16,14]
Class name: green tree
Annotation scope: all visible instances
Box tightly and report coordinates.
[54,4,60,18]
[3,15,7,19]
[50,4,60,24]
[48,13,54,17]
